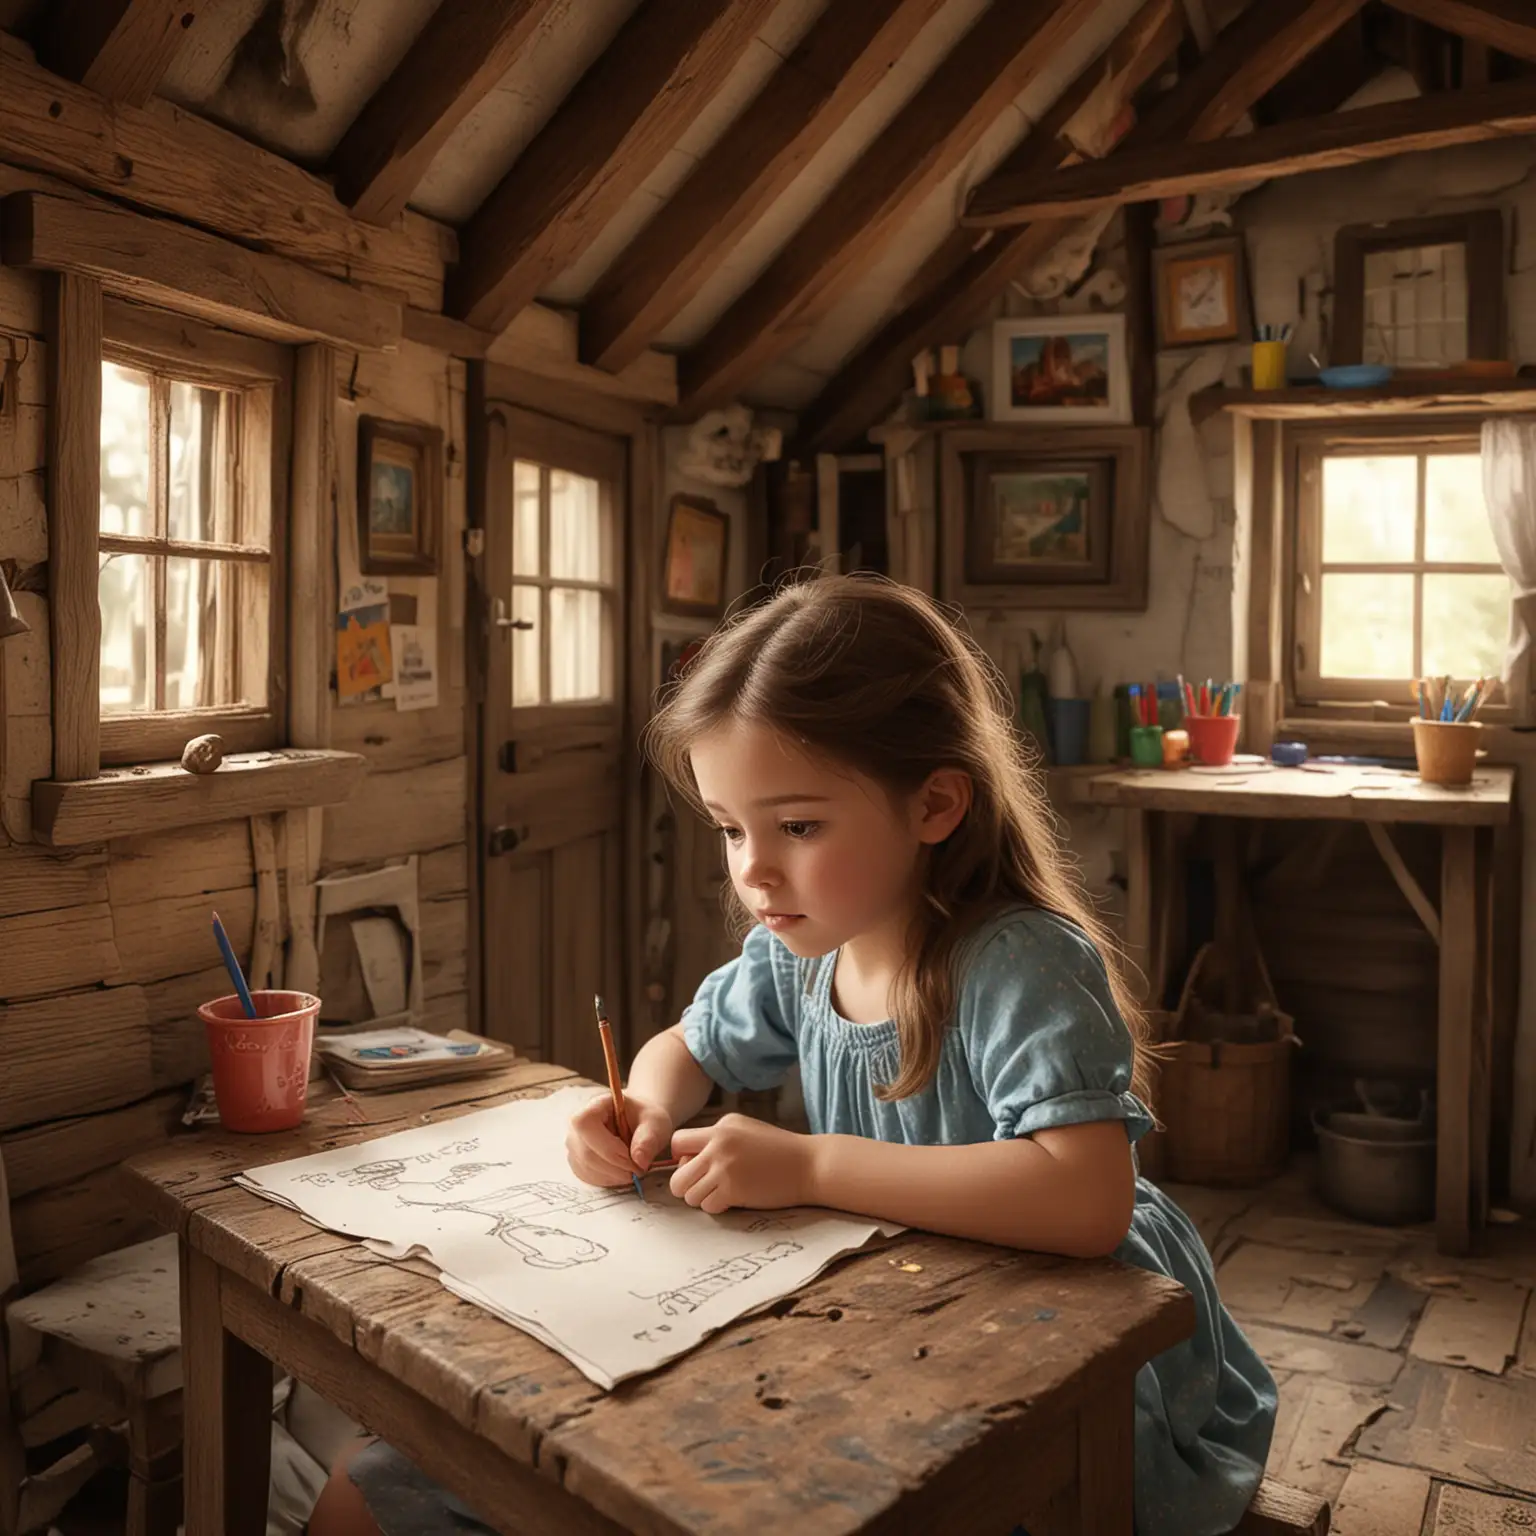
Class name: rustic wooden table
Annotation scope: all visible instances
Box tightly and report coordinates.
[1077,762,1517,1257]
[123,1062,1194,1536]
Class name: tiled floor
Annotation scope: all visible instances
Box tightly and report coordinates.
[1164,1162,1536,1535]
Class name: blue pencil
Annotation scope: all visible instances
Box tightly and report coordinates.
[212,910,257,1019]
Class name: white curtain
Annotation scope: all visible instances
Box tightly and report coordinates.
[1481,419,1536,716]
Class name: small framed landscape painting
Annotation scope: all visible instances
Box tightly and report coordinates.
[989,315,1131,425]
[357,416,441,576]
[940,425,1150,612]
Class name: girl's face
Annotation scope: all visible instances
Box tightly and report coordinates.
[689,720,968,959]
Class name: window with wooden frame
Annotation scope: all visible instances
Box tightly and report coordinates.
[1289,421,1511,718]
[97,309,292,764]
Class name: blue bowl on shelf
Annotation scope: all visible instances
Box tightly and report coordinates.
[1318,364,1393,389]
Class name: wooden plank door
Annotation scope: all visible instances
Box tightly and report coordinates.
[481,406,626,1085]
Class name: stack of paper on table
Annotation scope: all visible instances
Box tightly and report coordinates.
[315,1026,512,1091]
[236,1086,899,1388]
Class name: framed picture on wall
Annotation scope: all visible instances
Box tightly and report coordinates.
[357,416,441,577]
[660,494,730,618]
[940,425,1150,611]
[989,315,1131,425]
[1151,235,1251,349]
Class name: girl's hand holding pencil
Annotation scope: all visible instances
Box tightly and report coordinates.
[565,1088,677,1190]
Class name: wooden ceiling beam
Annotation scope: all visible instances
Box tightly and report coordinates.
[675,0,1105,416]
[963,77,1536,227]
[331,0,559,226]
[1382,0,1536,65]
[580,0,948,377]
[449,0,777,335]
[35,0,202,107]
[886,0,1185,319]
[0,35,452,310]
[2,191,401,352]
[1122,0,1368,145]
[798,0,1356,452]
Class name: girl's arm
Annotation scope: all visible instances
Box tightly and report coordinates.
[807,1120,1136,1258]
[625,1023,715,1127]
[667,1113,1136,1257]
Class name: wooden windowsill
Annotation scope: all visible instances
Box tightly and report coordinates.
[1191,378,1536,425]
[32,749,367,847]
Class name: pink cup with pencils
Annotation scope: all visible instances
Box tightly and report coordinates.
[1182,678,1242,766]
[199,911,319,1132]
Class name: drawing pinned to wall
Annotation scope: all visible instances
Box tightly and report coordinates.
[390,623,438,711]
[236,1086,899,1388]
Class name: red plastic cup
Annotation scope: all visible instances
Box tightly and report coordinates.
[1184,713,1241,766]
[197,990,320,1133]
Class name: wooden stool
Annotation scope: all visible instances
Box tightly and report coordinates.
[6,1234,182,1536]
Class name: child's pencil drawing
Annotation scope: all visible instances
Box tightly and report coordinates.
[236,1086,897,1388]
[631,1240,803,1316]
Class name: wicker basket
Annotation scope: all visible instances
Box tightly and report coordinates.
[1158,943,1297,1186]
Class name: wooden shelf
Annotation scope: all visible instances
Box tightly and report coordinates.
[33,749,367,847]
[1190,377,1536,425]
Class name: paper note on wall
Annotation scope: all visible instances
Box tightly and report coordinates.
[237,1087,898,1390]
[390,623,438,711]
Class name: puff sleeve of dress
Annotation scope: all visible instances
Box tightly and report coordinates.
[681,923,804,1093]
[957,908,1155,1144]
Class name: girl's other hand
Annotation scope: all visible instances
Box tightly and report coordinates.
[565,1091,674,1188]
[668,1114,816,1214]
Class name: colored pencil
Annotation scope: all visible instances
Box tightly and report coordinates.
[594,994,645,1201]
[212,910,256,1019]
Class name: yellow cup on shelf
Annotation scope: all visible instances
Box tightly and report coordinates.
[1252,340,1287,391]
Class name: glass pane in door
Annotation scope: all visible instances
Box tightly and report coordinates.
[549,470,603,582]
[512,460,542,578]
[550,586,605,702]
[510,583,542,707]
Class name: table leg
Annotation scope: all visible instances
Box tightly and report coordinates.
[1437,826,1488,1256]
[178,1243,271,1536]
[1077,1373,1136,1533]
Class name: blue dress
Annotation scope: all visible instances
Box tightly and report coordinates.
[681,907,1277,1536]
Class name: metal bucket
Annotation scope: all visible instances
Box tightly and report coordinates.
[1312,1106,1435,1226]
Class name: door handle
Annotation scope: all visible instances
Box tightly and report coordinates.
[488,825,529,856]
[493,597,534,631]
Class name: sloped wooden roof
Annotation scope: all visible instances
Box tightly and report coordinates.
[4,0,1533,449]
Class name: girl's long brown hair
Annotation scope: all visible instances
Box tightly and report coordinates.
[644,574,1153,1107]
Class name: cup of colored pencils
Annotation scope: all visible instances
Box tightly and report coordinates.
[1127,683,1164,768]
[1412,676,1486,787]
[1181,676,1242,766]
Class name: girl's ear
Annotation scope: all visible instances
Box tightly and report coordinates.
[913,769,972,845]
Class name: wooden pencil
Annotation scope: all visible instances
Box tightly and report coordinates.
[593,994,632,1142]
[595,995,645,1200]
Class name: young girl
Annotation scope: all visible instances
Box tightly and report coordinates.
[310,575,1275,1536]
[565,574,1277,1536]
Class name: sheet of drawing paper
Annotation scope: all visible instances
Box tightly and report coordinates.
[237,1087,899,1388]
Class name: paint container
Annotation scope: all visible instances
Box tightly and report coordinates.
[1048,698,1090,767]
[198,990,321,1133]
[1129,725,1164,769]
[1412,718,1481,787]
[1185,713,1241,766]
[1161,728,1189,768]
[1251,340,1287,390]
